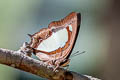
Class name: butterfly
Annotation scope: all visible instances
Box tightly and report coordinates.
[28,12,81,71]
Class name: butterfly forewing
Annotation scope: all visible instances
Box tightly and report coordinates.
[29,12,81,68]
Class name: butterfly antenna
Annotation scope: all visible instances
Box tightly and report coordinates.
[28,34,33,38]
[70,51,85,58]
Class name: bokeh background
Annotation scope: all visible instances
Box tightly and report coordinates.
[0,0,120,80]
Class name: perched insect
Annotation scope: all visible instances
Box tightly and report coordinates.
[28,12,81,71]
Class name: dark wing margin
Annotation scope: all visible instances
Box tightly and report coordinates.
[66,12,81,59]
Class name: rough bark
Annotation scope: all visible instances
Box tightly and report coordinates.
[0,47,100,80]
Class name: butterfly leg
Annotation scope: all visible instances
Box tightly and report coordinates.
[53,64,60,72]
[53,59,61,71]
[65,65,69,70]
[44,59,56,66]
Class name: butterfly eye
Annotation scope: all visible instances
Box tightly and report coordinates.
[52,29,55,32]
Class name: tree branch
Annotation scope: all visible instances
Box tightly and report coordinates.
[0,46,100,80]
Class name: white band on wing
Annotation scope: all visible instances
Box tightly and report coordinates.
[37,25,72,52]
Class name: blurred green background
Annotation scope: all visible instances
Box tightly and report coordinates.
[0,0,117,80]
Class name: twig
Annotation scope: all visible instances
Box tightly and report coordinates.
[0,43,100,80]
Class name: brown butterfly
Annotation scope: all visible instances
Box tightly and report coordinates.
[28,12,81,71]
